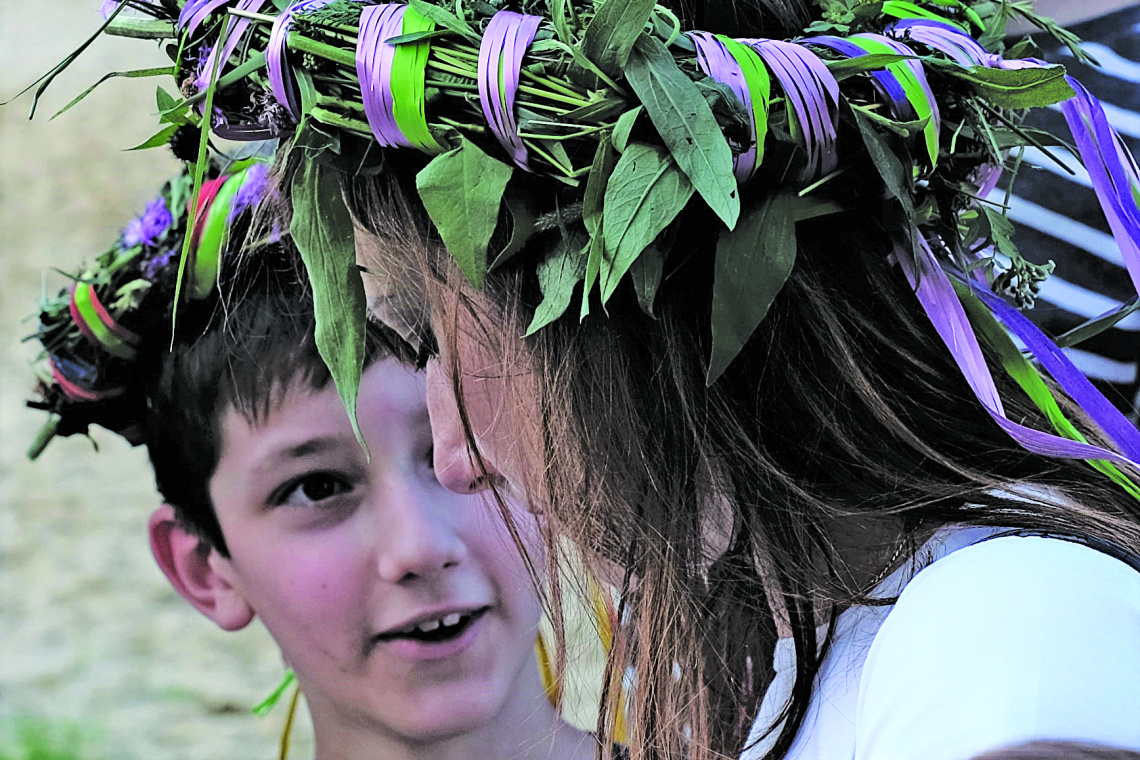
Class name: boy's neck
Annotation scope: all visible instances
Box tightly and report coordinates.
[308,664,597,760]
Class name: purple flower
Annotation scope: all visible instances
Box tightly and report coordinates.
[122,198,174,249]
[229,163,270,220]
[142,248,178,281]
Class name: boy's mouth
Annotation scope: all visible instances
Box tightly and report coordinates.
[374,606,491,646]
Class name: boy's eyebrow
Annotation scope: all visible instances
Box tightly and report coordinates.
[255,436,350,470]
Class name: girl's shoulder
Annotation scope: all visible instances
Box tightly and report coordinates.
[853,532,1140,759]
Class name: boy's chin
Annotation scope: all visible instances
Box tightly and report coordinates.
[381,681,517,743]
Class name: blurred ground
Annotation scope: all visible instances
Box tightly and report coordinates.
[0,1,316,757]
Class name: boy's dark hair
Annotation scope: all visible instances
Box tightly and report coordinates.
[140,243,411,557]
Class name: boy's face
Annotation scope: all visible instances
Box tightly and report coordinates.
[205,358,546,744]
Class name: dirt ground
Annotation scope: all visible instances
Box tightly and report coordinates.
[0,2,315,757]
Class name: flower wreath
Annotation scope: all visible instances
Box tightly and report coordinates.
[20,0,1140,487]
[25,158,270,458]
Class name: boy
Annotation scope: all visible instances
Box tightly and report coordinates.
[27,165,597,760]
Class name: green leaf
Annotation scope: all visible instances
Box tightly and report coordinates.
[629,243,663,317]
[942,63,1075,109]
[126,124,178,151]
[612,106,642,153]
[580,136,615,317]
[416,137,513,289]
[5,1,127,117]
[824,53,915,81]
[1055,296,1140,349]
[852,107,918,250]
[524,233,588,335]
[626,36,739,228]
[600,142,693,303]
[290,160,369,450]
[707,191,798,385]
[407,0,478,42]
[489,189,536,271]
[50,66,175,120]
[581,0,656,80]
[981,205,1020,260]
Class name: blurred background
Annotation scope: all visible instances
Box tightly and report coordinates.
[0,1,316,757]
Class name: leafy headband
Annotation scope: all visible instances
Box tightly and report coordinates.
[25,159,270,458]
[21,0,1140,491]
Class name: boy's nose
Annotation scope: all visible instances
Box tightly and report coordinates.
[425,360,500,495]
[376,486,468,583]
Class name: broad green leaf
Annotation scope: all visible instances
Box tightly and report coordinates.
[629,243,663,317]
[583,136,615,238]
[580,137,615,317]
[707,191,798,384]
[489,189,536,271]
[126,124,178,151]
[626,36,739,228]
[416,137,513,289]
[852,108,918,250]
[944,63,1075,109]
[581,0,656,80]
[290,160,369,450]
[50,66,175,120]
[612,106,643,153]
[601,142,693,303]
[525,234,588,335]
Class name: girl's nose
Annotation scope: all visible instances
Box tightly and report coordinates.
[425,360,501,495]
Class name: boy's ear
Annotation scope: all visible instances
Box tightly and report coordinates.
[148,505,254,632]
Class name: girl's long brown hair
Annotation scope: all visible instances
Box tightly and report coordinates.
[334,2,1140,757]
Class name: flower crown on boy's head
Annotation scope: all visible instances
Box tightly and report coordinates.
[25,157,271,460]
[21,0,1140,487]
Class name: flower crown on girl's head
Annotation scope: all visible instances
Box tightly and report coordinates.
[25,158,271,459]
[19,0,1140,488]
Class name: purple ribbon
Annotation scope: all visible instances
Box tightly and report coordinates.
[969,280,1140,462]
[808,35,913,121]
[897,235,1140,469]
[478,10,543,171]
[267,0,338,121]
[179,0,233,36]
[690,32,761,183]
[746,38,839,180]
[357,4,412,148]
[197,0,270,97]
[1058,77,1140,295]
[886,18,987,67]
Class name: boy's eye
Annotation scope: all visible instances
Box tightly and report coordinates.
[274,472,355,509]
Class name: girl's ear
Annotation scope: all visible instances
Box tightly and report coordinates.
[148,505,254,632]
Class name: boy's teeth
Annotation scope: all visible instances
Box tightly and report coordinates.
[442,613,462,627]
[417,619,441,632]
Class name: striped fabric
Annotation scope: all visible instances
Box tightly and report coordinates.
[993,5,1140,418]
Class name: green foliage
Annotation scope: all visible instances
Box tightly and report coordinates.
[852,107,919,250]
[525,230,588,335]
[941,63,1075,109]
[600,142,693,303]
[290,160,369,450]
[708,191,798,385]
[626,36,739,229]
[416,137,514,289]
[580,0,656,80]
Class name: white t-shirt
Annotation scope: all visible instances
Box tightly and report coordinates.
[743,527,1140,759]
